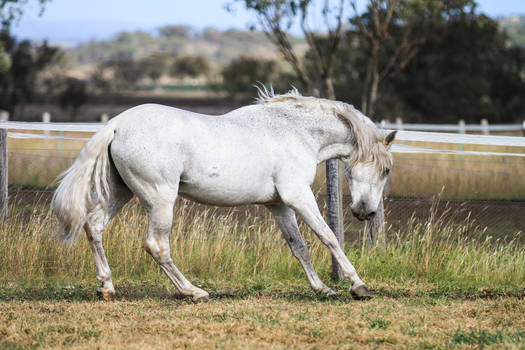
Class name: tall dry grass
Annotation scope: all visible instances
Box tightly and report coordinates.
[0,198,523,290]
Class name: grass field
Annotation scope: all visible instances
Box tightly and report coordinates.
[0,199,524,349]
[2,283,524,349]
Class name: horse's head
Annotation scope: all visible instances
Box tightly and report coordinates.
[343,131,396,221]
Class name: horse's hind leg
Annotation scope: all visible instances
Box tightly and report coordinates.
[84,184,133,299]
[267,203,336,296]
[144,200,209,302]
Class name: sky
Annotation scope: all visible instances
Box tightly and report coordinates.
[10,0,525,47]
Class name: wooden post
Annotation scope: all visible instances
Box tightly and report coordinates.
[481,119,489,135]
[42,112,51,136]
[326,158,345,281]
[458,119,465,161]
[0,111,8,121]
[0,128,7,221]
[101,113,109,123]
[365,198,385,246]
[395,117,403,131]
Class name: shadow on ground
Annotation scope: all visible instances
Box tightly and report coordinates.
[1,281,523,303]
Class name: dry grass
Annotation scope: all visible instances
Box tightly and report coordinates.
[1,284,524,349]
[1,154,524,348]
[1,199,524,289]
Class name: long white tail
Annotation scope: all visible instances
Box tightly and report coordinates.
[52,123,117,244]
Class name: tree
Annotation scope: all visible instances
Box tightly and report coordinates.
[0,34,62,117]
[158,25,193,38]
[58,77,87,120]
[0,42,9,72]
[221,56,279,96]
[236,0,350,281]
[171,55,210,79]
[389,11,525,123]
[0,0,50,29]
[352,0,478,117]
[110,59,144,90]
[140,54,171,86]
[237,0,348,99]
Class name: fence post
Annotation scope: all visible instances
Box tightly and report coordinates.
[101,113,109,123]
[42,112,51,136]
[0,111,8,121]
[395,117,403,130]
[481,119,489,135]
[458,119,465,160]
[326,159,345,281]
[0,127,7,221]
[522,121,525,137]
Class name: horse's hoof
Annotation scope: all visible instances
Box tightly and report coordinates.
[321,287,337,297]
[350,285,373,300]
[97,290,115,301]
[192,291,210,303]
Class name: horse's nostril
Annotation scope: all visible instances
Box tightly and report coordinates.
[366,211,376,220]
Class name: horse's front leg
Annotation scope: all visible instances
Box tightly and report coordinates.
[276,184,372,299]
[266,203,336,296]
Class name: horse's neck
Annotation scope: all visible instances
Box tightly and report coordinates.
[289,107,356,163]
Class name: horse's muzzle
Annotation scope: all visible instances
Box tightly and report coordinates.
[352,210,376,221]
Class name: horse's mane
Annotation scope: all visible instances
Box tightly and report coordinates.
[256,87,392,172]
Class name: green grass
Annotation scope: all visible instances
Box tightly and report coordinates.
[0,198,523,293]
[451,328,525,347]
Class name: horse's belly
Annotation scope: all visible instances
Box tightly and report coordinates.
[178,180,279,206]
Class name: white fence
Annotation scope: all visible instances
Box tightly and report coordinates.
[1,121,524,158]
[378,120,525,133]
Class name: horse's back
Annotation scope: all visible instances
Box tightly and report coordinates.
[107,104,287,206]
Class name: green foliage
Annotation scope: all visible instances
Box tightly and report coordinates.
[110,59,145,89]
[58,77,87,120]
[324,5,525,123]
[0,42,10,72]
[451,328,525,346]
[0,33,63,117]
[221,56,279,96]
[68,27,287,68]
[139,53,171,84]
[0,0,50,29]
[389,13,525,123]
[171,55,210,78]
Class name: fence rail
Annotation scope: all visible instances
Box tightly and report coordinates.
[378,121,525,132]
[0,120,524,241]
[1,121,525,146]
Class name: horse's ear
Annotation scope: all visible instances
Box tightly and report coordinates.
[383,131,396,149]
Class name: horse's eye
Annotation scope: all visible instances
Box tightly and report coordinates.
[384,168,390,176]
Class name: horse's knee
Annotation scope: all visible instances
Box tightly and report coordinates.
[144,238,171,263]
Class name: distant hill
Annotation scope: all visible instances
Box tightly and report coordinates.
[499,15,525,47]
[66,25,306,68]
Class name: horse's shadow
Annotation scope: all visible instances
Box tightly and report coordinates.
[2,284,522,303]
[0,284,357,303]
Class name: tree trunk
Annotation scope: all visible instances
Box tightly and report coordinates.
[368,68,380,117]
